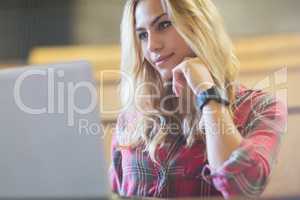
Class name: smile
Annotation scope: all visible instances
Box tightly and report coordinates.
[154,53,174,66]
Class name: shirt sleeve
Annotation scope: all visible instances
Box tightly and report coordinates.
[203,93,287,199]
[109,115,123,195]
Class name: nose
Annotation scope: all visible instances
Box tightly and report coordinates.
[147,32,163,53]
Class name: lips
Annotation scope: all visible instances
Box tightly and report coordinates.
[154,53,174,65]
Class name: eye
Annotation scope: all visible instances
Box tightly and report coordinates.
[158,21,172,31]
[138,32,148,40]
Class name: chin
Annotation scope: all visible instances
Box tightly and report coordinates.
[159,64,176,80]
[160,70,172,82]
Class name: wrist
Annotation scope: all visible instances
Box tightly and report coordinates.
[202,99,227,112]
[196,86,230,111]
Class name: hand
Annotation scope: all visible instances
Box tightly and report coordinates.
[172,57,215,97]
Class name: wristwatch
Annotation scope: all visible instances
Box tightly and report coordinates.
[196,86,230,110]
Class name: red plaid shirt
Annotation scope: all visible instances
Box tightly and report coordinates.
[109,84,287,199]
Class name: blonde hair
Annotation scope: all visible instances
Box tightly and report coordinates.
[118,0,239,161]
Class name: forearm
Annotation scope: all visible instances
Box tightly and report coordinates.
[198,88,286,198]
[202,100,243,172]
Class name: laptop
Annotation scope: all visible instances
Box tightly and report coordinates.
[0,61,109,198]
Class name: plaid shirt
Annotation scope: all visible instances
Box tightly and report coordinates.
[109,84,287,199]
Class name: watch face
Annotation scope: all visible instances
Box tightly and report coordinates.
[196,86,229,110]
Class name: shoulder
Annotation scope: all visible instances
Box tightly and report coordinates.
[234,84,273,107]
[113,109,143,145]
[232,84,287,130]
[116,109,142,131]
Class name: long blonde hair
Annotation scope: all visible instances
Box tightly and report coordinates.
[118,0,239,161]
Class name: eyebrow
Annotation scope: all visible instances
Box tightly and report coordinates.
[135,13,167,31]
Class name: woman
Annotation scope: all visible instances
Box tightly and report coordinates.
[110,0,287,198]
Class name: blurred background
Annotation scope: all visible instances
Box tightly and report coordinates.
[0,0,299,198]
[0,0,300,63]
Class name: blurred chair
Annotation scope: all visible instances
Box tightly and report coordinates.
[28,34,300,197]
[29,45,121,71]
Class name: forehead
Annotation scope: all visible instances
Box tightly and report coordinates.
[135,0,167,27]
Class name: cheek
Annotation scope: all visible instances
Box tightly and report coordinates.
[174,38,194,56]
[141,44,148,59]
[141,45,154,65]
[144,54,153,68]
[166,32,195,60]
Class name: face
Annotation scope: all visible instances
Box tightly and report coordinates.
[135,0,196,81]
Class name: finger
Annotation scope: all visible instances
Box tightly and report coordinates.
[177,61,210,94]
[172,66,186,97]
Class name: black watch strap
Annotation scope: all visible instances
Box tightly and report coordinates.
[196,86,230,110]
